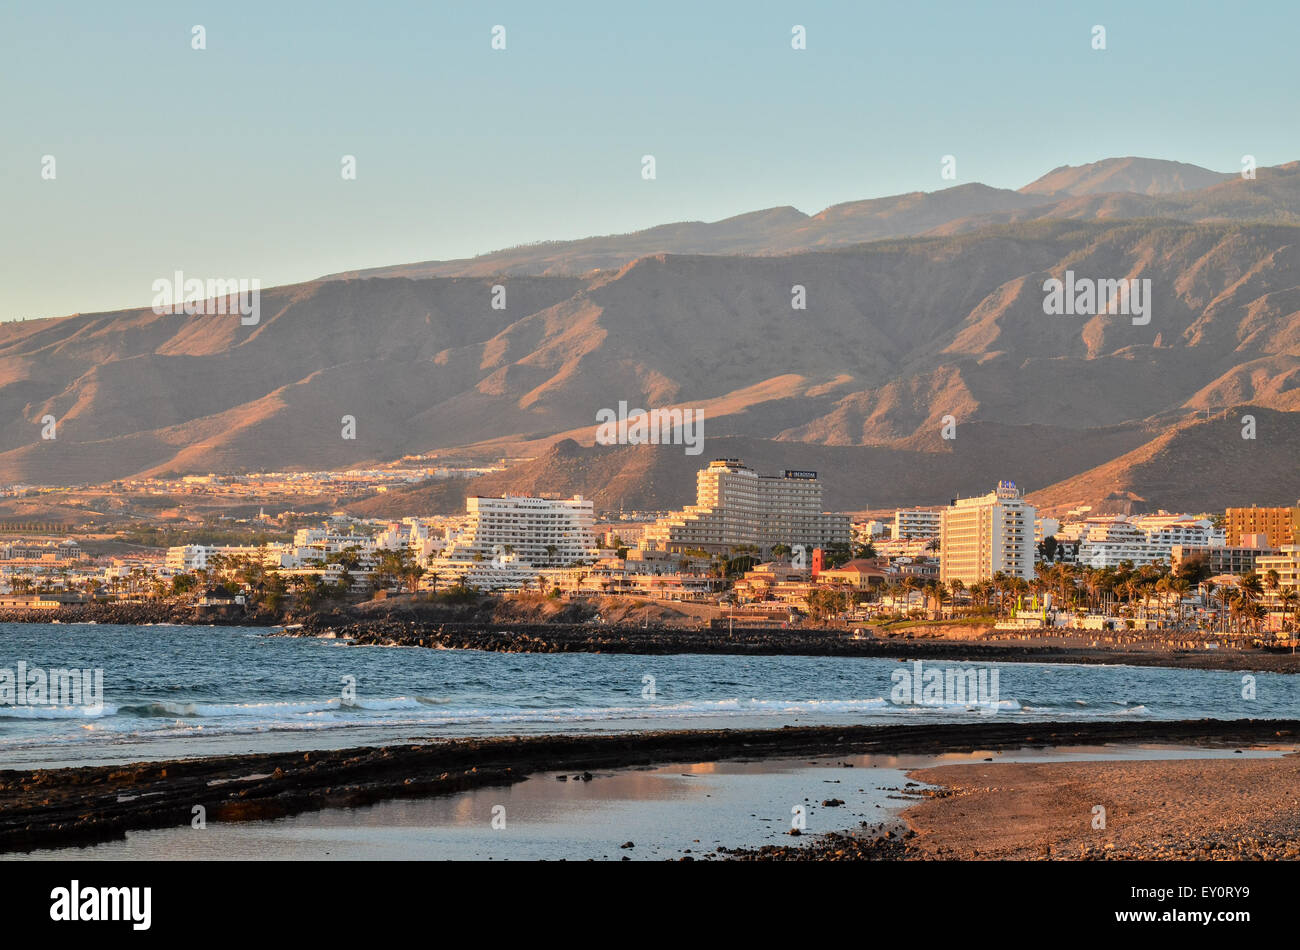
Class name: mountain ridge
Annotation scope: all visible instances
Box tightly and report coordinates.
[2,159,1297,517]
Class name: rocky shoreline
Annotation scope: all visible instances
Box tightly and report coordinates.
[283,615,1300,672]
[0,602,280,626]
[5,602,1298,671]
[2,718,1294,855]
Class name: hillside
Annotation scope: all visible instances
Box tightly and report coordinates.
[2,158,1298,516]
[1028,408,1300,515]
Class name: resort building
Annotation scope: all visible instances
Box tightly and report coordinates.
[1256,546,1300,629]
[892,508,941,541]
[814,558,890,590]
[1128,513,1223,549]
[1171,543,1280,577]
[422,554,544,592]
[1225,505,1300,548]
[439,495,596,568]
[939,481,1036,585]
[640,459,850,555]
[1055,514,1219,568]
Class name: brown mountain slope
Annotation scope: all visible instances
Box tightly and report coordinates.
[933,162,1300,236]
[2,221,1297,504]
[1029,407,1300,515]
[325,184,1053,281]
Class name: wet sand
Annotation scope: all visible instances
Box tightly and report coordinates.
[729,752,1300,861]
[10,756,918,861]
[903,754,1300,860]
[2,718,1296,855]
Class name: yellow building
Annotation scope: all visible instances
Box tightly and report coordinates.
[1225,506,1300,548]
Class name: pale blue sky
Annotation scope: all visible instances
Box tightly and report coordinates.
[3,0,1297,322]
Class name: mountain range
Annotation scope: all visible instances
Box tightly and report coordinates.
[2,156,1298,517]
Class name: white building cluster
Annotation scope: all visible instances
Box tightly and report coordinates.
[429,495,598,590]
[1056,513,1222,568]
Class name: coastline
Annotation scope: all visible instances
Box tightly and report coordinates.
[2,718,1295,855]
[5,605,1295,673]
[286,618,1300,672]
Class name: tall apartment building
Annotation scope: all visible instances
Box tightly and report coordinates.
[641,459,850,555]
[1225,505,1300,548]
[440,495,595,568]
[939,481,1036,585]
[893,508,941,541]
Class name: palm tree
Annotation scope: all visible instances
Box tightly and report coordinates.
[948,578,965,616]
[1234,573,1264,636]
[1201,579,1219,632]
[990,571,1009,618]
[899,575,919,614]
[1168,577,1190,629]
[1278,589,1299,648]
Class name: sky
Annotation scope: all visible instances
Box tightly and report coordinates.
[3,0,1299,322]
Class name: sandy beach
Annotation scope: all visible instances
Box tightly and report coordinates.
[728,752,1300,861]
[904,754,1300,860]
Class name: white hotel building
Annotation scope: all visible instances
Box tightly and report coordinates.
[1065,514,1220,568]
[939,481,1037,585]
[439,495,596,568]
[641,459,850,555]
[893,508,942,541]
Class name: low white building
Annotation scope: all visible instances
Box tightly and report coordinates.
[1070,514,1219,568]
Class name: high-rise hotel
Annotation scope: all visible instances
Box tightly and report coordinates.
[641,458,850,555]
[939,480,1036,585]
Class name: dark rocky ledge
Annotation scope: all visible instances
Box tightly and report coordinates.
[282,616,1300,672]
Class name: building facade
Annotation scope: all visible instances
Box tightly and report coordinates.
[440,495,595,568]
[1171,544,1280,577]
[893,508,941,541]
[1225,506,1300,548]
[939,481,1036,585]
[641,459,850,555]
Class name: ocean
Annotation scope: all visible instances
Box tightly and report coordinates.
[0,623,1292,770]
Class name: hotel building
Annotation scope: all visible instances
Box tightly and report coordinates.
[641,459,850,555]
[439,495,596,568]
[939,481,1036,585]
[893,508,941,541]
[1225,505,1300,548]
[1171,543,1280,577]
